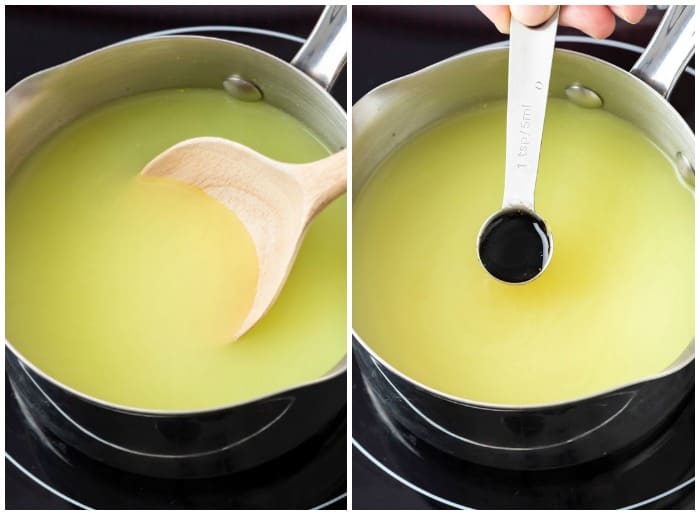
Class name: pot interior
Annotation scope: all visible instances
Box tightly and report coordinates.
[7,35,346,176]
[6,35,347,408]
[352,46,694,403]
[354,48,694,197]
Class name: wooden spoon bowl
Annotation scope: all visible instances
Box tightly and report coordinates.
[141,137,346,339]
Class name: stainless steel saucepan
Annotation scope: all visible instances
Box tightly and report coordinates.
[353,5,694,471]
[6,5,347,479]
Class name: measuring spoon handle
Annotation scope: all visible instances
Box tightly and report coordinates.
[502,8,559,211]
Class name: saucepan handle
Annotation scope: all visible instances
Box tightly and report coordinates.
[630,5,695,99]
[291,5,347,91]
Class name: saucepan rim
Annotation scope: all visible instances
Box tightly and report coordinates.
[5,32,347,416]
[351,43,694,411]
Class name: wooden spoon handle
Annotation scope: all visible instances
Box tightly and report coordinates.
[287,149,347,220]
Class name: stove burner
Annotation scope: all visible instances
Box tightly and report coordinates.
[353,353,694,510]
[7,369,346,510]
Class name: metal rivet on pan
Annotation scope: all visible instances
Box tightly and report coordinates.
[565,83,603,108]
[675,152,695,190]
[223,75,263,102]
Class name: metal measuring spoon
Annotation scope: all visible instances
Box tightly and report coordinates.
[477,8,559,284]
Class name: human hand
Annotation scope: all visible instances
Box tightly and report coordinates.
[476,5,647,39]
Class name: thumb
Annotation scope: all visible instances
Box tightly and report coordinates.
[509,5,557,27]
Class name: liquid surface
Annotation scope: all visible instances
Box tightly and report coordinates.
[353,98,693,405]
[7,89,346,410]
[478,209,551,283]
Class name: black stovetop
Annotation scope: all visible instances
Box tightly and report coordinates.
[6,374,346,510]
[352,5,694,510]
[5,6,346,510]
[352,354,694,510]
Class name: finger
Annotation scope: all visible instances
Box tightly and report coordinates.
[477,5,511,34]
[509,5,558,27]
[559,5,617,39]
[609,5,647,24]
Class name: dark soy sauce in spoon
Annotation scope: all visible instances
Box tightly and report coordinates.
[477,9,559,284]
[478,208,552,283]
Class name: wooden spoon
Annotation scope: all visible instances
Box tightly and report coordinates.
[140,137,347,339]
